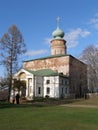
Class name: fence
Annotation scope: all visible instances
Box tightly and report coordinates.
[87,93,98,98]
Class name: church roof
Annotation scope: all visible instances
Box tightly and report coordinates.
[52,27,64,39]
[25,68,68,77]
[52,17,65,39]
[26,69,56,76]
[23,54,69,62]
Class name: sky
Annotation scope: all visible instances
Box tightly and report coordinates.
[0,0,98,77]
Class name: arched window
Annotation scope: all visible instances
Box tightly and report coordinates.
[19,72,26,79]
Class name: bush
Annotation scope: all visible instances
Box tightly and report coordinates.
[60,94,65,99]
[33,97,45,102]
[45,95,50,99]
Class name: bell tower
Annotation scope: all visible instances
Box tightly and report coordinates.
[51,17,67,55]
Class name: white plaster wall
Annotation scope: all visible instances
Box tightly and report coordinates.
[13,69,69,99]
[43,76,60,98]
[26,74,34,97]
[34,76,43,97]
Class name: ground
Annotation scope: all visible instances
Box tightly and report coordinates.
[0,98,98,130]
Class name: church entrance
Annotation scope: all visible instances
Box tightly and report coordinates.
[13,79,26,98]
[20,80,26,97]
[18,72,26,98]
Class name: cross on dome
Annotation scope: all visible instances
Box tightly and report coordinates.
[52,17,64,39]
[56,17,60,28]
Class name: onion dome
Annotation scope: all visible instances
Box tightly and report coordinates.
[52,27,64,39]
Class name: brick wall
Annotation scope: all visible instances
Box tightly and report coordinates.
[69,56,87,97]
[23,55,70,76]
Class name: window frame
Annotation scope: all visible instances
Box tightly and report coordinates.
[46,87,50,94]
[46,80,50,84]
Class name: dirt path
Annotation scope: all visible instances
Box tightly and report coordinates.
[61,104,98,108]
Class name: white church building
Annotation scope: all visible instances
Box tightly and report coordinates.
[11,19,87,100]
[13,68,69,99]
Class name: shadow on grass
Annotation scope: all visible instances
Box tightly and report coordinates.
[0,102,47,109]
[0,98,84,109]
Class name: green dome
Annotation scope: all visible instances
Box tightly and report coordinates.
[52,27,64,39]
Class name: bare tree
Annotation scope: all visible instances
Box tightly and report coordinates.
[79,45,98,92]
[0,77,8,87]
[0,25,26,101]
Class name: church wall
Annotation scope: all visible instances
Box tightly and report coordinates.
[33,76,60,98]
[51,39,66,55]
[59,76,69,97]
[23,55,87,97]
[69,56,87,97]
[34,76,43,97]
[34,75,69,98]
[43,76,59,98]
[23,55,70,76]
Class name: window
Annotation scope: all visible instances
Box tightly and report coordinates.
[47,87,50,94]
[38,87,41,94]
[65,81,67,85]
[46,80,50,84]
[62,79,64,85]
[65,88,67,93]
[62,88,63,94]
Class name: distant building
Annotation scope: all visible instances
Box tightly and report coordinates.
[13,21,87,99]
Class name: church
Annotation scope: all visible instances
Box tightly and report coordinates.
[12,21,87,100]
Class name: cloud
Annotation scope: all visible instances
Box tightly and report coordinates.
[25,49,48,56]
[89,13,98,29]
[65,28,91,48]
[95,44,98,49]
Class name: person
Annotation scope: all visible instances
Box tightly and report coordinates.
[16,93,20,104]
[12,94,15,104]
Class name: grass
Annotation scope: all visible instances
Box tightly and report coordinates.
[0,98,98,130]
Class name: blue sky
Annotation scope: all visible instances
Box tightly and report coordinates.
[0,0,98,76]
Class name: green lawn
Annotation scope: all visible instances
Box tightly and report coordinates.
[0,101,98,130]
